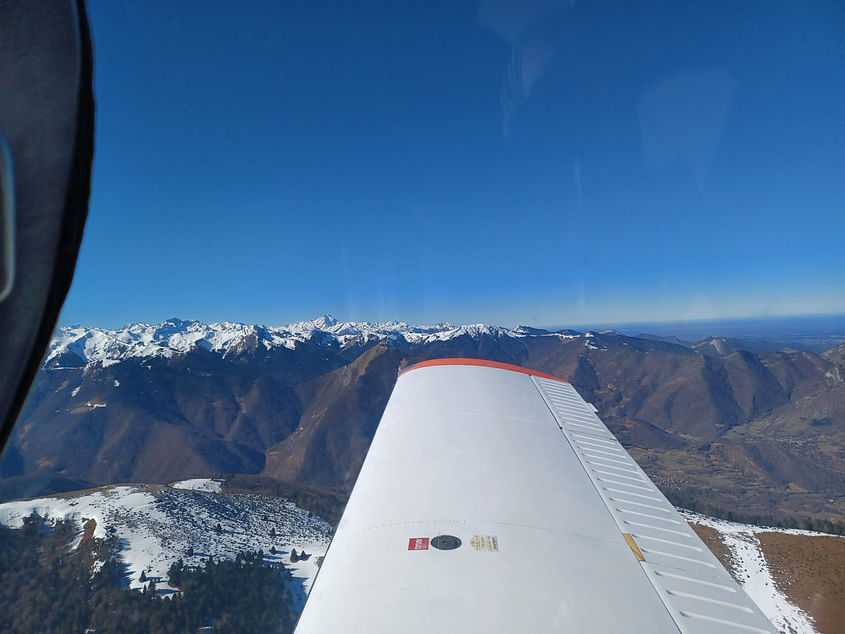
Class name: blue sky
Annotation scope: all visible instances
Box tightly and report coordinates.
[62,0,845,328]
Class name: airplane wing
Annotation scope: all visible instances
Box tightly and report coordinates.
[295,358,775,633]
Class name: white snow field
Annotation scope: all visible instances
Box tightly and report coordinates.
[0,483,332,607]
[171,477,224,493]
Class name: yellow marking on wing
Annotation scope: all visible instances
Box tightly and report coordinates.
[623,532,645,562]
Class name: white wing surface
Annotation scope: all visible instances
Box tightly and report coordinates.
[295,358,775,633]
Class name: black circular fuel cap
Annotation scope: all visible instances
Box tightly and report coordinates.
[430,534,462,550]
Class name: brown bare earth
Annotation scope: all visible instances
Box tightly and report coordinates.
[79,518,97,545]
[690,523,737,578]
[757,532,845,634]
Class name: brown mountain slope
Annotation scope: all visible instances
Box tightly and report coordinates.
[263,343,404,486]
[3,329,845,524]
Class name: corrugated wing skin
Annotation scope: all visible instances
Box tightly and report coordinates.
[295,360,775,633]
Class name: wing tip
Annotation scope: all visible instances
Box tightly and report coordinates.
[399,358,568,383]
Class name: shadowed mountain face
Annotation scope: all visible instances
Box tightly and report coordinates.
[2,319,844,522]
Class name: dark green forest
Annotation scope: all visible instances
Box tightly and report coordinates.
[0,515,296,634]
[666,490,845,535]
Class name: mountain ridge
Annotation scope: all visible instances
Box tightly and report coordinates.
[5,316,845,526]
[46,316,530,368]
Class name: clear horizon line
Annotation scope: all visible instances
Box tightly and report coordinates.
[57,310,845,333]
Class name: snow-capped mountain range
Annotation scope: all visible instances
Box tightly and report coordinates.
[45,315,564,367]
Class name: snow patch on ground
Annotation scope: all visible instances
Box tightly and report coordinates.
[171,478,223,493]
[682,510,824,633]
[0,484,332,603]
[0,486,161,552]
[284,542,326,613]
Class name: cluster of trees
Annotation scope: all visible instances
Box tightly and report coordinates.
[155,552,295,633]
[0,516,96,633]
[223,475,346,525]
[666,491,845,535]
[0,515,297,634]
[289,548,311,563]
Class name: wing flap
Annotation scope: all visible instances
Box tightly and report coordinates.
[532,376,773,633]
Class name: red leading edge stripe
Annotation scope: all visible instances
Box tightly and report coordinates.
[399,358,568,383]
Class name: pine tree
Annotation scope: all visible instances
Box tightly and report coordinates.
[140,570,147,582]
[168,559,184,588]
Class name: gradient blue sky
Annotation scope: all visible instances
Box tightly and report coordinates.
[61,0,845,328]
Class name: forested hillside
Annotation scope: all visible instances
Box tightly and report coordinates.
[0,515,294,634]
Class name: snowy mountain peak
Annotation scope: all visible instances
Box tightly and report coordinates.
[513,325,551,336]
[45,317,552,368]
[313,314,338,329]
